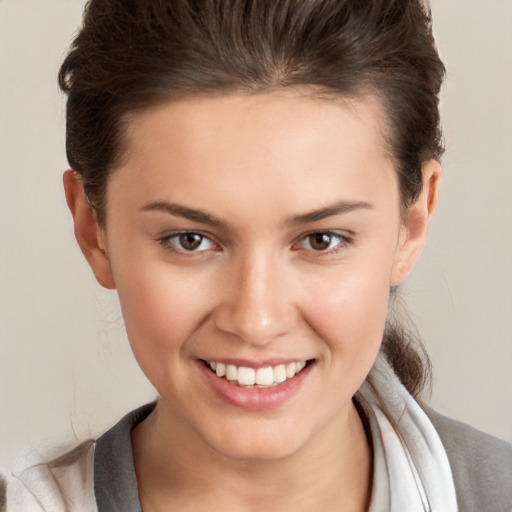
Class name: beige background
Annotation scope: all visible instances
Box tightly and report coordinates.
[1,0,511,468]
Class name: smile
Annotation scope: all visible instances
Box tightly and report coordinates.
[207,361,308,388]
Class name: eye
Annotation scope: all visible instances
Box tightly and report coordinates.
[157,231,216,253]
[296,231,350,253]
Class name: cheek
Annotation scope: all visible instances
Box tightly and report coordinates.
[303,266,391,364]
[112,259,214,379]
[309,276,389,402]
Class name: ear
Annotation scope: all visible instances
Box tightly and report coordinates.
[63,170,116,289]
[390,160,442,286]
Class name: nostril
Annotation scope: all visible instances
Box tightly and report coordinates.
[213,304,297,346]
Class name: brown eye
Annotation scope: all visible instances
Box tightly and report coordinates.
[308,232,334,251]
[156,231,216,256]
[294,231,350,254]
[178,233,204,251]
[157,231,217,254]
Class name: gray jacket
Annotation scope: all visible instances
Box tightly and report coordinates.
[2,403,511,511]
[424,405,512,512]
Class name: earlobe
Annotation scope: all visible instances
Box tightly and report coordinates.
[63,170,116,290]
[390,160,442,286]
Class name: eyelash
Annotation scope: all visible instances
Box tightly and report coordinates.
[293,231,353,254]
[156,231,218,254]
[156,230,353,255]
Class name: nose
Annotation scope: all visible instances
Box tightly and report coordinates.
[214,251,297,346]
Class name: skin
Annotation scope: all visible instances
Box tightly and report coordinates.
[64,91,441,511]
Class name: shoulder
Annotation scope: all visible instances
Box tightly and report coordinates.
[2,403,153,512]
[422,404,512,512]
[2,440,96,512]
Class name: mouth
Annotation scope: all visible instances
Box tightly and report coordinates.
[198,358,315,409]
[201,359,313,388]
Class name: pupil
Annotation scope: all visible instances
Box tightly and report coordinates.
[310,233,331,250]
[180,233,202,250]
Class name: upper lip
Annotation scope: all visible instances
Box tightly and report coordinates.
[200,358,313,369]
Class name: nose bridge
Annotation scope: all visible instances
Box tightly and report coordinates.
[215,247,295,345]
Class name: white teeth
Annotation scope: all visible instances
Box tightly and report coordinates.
[255,367,274,386]
[285,362,297,378]
[237,367,256,386]
[216,362,226,377]
[225,364,238,381]
[207,360,309,387]
[273,364,287,383]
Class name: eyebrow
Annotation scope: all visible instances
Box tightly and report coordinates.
[141,199,373,228]
[287,200,373,225]
[141,201,228,228]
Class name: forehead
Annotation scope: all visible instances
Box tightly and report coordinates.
[109,91,398,221]
[122,90,389,160]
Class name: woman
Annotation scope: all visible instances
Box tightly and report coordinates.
[4,0,512,511]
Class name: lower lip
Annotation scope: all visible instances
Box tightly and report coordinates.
[198,361,312,410]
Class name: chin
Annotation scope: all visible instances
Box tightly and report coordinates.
[208,429,308,462]
[193,407,332,463]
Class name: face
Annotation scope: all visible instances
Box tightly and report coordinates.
[71,91,433,461]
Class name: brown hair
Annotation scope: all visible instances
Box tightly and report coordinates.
[59,0,445,397]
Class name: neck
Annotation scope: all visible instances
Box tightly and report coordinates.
[132,400,372,512]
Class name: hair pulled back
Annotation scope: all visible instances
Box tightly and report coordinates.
[59,0,445,397]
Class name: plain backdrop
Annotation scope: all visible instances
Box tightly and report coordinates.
[1,0,511,468]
